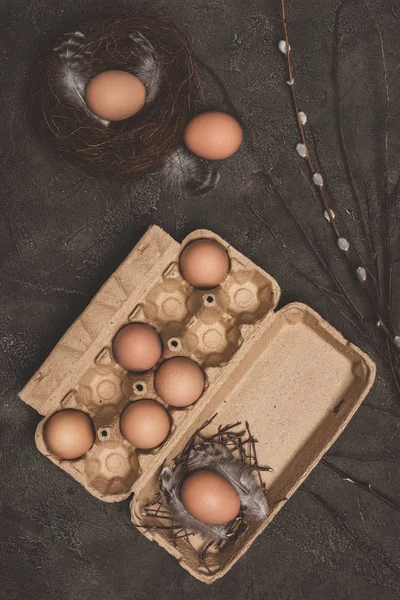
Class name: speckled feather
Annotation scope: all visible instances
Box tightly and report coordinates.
[162,147,220,196]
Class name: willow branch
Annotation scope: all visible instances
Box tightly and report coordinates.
[280,0,400,384]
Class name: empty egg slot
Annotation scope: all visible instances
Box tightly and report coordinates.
[85,441,141,498]
[77,363,130,409]
[183,316,243,367]
[142,279,192,328]
[219,268,276,325]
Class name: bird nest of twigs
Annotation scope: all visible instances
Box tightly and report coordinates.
[30,11,198,180]
[138,415,271,575]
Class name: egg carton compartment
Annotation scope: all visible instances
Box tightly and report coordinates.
[20,226,279,503]
[130,303,375,583]
[34,389,142,500]
[181,313,243,367]
[216,264,277,324]
[142,278,192,328]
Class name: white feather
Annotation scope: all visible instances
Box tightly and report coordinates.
[52,32,109,126]
[128,32,162,102]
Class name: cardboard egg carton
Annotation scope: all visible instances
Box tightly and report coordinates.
[19,225,375,583]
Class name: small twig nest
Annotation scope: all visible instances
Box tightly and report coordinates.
[161,440,269,542]
[31,11,198,180]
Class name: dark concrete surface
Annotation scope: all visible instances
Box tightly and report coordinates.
[1,0,399,599]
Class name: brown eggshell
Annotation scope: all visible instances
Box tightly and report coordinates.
[43,409,95,460]
[184,112,243,160]
[179,239,230,289]
[113,323,162,372]
[85,70,146,121]
[154,357,205,407]
[120,400,171,450]
[180,470,241,524]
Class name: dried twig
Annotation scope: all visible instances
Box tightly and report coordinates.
[353,107,383,302]
[301,487,400,579]
[320,459,400,513]
[361,403,400,418]
[245,198,336,297]
[245,421,264,488]
[363,0,392,318]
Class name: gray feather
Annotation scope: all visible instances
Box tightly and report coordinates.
[187,443,269,520]
[162,147,220,196]
[161,466,229,542]
[52,31,109,126]
[128,32,162,103]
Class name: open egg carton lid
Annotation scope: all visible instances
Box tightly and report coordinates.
[19,225,375,582]
[130,301,375,582]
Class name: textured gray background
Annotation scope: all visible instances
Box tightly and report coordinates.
[1,0,399,599]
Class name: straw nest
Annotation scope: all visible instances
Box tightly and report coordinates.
[31,12,198,180]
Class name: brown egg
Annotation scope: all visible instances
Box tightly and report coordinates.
[179,239,230,288]
[43,409,95,460]
[154,357,205,407]
[113,323,162,372]
[85,70,146,121]
[184,112,243,160]
[120,399,170,450]
[180,470,241,524]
